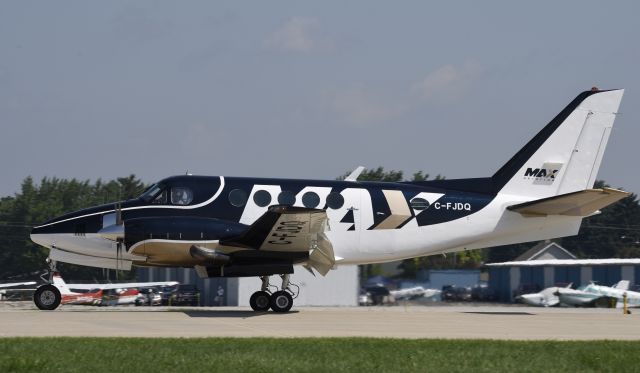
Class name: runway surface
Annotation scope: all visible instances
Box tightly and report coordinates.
[1,302,638,340]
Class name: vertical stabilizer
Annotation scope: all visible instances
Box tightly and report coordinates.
[493,89,624,199]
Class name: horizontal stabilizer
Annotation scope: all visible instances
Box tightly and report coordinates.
[507,187,629,217]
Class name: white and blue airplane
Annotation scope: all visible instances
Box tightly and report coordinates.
[30,88,627,312]
[557,280,640,308]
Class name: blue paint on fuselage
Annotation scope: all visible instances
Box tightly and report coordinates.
[31,175,496,237]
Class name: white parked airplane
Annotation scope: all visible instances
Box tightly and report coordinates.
[556,280,640,308]
[390,286,441,301]
[0,281,37,301]
[516,284,572,307]
[30,88,628,311]
[0,281,36,289]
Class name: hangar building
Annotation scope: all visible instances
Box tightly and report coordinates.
[486,241,640,302]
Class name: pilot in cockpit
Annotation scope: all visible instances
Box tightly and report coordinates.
[171,187,193,205]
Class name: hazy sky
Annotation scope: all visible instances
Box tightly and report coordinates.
[1,1,639,197]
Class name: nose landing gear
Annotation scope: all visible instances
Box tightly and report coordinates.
[33,258,62,311]
[249,274,297,313]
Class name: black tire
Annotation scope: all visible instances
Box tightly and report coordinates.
[270,290,293,313]
[33,284,61,311]
[249,291,271,312]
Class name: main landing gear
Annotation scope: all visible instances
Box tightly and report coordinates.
[249,274,298,313]
[33,258,62,311]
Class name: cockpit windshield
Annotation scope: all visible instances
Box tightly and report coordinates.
[139,183,164,202]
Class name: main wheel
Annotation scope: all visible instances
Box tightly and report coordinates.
[270,290,293,313]
[34,284,61,311]
[249,291,271,312]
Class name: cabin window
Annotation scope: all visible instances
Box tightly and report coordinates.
[302,191,320,208]
[253,190,272,207]
[228,189,248,207]
[278,191,296,206]
[410,197,429,210]
[171,187,193,205]
[326,192,344,209]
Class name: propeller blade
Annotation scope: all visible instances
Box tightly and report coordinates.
[97,224,124,241]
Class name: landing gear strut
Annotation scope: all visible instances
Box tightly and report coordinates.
[249,274,297,313]
[33,258,62,311]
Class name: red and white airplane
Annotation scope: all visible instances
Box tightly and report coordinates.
[47,273,178,307]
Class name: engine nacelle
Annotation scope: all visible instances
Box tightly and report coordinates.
[123,216,247,250]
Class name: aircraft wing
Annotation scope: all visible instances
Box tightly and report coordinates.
[0,281,36,289]
[507,188,629,217]
[65,281,179,291]
[221,205,335,275]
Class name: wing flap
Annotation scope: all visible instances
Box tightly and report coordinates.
[220,205,336,275]
[507,187,629,217]
[221,205,328,252]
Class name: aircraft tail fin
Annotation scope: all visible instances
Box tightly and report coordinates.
[493,89,624,199]
[612,280,630,290]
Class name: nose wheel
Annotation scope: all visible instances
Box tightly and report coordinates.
[34,284,61,310]
[33,258,62,311]
[249,275,297,313]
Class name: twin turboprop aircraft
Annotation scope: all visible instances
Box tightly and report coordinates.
[30,88,627,312]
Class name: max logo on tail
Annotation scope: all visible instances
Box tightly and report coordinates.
[523,162,563,183]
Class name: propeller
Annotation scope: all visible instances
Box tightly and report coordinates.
[97,203,125,241]
[116,203,124,280]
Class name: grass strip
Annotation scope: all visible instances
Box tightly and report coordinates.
[0,337,638,372]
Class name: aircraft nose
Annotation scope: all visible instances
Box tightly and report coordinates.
[30,226,54,248]
[30,233,49,248]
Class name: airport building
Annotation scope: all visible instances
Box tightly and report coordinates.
[486,241,640,301]
[136,265,359,307]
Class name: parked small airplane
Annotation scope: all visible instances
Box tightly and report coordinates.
[0,281,37,301]
[556,280,640,308]
[0,281,36,289]
[390,286,441,301]
[30,88,627,312]
[516,284,572,307]
[45,273,178,308]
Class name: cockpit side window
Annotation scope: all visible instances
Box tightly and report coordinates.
[171,187,193,205]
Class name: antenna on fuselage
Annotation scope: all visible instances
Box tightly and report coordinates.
[345,166,365,182]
